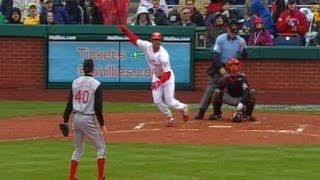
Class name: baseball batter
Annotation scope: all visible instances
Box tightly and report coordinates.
[119,25,189,127]
[62,59,107,180]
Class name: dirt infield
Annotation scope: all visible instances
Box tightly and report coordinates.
[1,112,319,145]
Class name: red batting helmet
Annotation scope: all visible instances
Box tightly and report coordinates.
[151,32,163,41]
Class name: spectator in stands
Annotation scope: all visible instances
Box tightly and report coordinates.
[276,0,308,36]
[97,0,130,25]
[313,5,320,30]
[168,6,181,24]
[90,0,103,24]
[0,11,6,23]
[206,0,223,19]
[23,3,40,25]
[7,7,22,24]
[248,17,273,45]
[166,0,179,5]
[45,11,55,24]
[206,13,228,47]
[40,0,70,24]
[244,0,268,22]
[250,0,276,35]
[185,0,204,26]
[216,0,239,23]
[140,0,169,16]
[132,6,155,25]
[172,6,195,26]
[147,0,171,25]
[65,0,83,24]
[271,0,286,23]
[0,0,13,21]
[179,0,207,16]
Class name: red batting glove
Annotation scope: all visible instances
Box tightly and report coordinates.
[151,81,161,90]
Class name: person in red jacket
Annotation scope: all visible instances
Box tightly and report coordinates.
[276,0,308,36]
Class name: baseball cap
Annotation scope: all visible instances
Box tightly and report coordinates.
[28,3,38,9]
[83,59,94,73]
[254,17,263,24]
[44,0,53,3]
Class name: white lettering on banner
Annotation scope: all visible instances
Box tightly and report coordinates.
[77,65,152,78]
[49,35,76,40]
[106,36,129,40]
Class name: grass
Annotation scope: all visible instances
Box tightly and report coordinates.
[0,140,319,180]
[0,101,319,120]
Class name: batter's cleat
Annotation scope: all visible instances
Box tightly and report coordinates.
[194,109,205,120]
[166,117,176,127]
[209,114,221,120]
[182,105,189,122]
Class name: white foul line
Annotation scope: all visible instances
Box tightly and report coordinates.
[177,129,199,131]
[133,123,145,130]
[108,129,160,133]
[209,125,232,128]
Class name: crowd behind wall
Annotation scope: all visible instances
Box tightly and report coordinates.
[1,0,320,46]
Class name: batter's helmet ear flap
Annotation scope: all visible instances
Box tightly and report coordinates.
[83,59,94,74]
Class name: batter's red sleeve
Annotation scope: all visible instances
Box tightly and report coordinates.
[120,26,138,45]
[159,71,171,83]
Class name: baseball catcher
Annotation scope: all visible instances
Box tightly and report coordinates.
[211,58,256,122]
[59,122,69,137]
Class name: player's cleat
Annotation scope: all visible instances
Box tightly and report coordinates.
[194,108,205,120]
[209,114,221,120]
[182,105,189,122]
[166,117,176,127]
[245,116,256,122]
[232,112,243,123]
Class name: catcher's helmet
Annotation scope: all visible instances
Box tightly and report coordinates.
[151,32,163,41]
[227,58,240,78]
[83,59,94,73]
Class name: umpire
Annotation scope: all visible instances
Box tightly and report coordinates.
[195,19,248,120]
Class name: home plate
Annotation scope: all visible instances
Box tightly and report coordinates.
[209,125,232,128]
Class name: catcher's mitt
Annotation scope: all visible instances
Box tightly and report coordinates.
[59,122,69,137]
[232,112,243,123]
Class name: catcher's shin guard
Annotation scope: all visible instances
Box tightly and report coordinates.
[245,89,256,116]
[212,89,223,116]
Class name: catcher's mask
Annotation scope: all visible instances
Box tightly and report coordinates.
[83,59,94,74]
[227,58,240,81]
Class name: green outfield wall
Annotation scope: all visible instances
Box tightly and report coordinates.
[0,25,319,93]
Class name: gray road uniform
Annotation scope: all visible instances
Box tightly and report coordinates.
[63,75,106,162]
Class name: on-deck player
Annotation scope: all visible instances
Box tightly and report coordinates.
[62,59,107,180]
[119,25,189,127]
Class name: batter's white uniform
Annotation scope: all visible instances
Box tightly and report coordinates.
[137,39,187,118]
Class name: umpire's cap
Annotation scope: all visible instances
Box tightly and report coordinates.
[83,59,94,74]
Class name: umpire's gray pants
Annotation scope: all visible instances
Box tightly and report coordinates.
[199,73,221,111]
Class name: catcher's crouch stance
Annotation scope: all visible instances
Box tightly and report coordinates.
[60,59,107,180]
[211,58,256,122]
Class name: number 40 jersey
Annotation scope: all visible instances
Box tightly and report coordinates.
[72,76,101,114]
